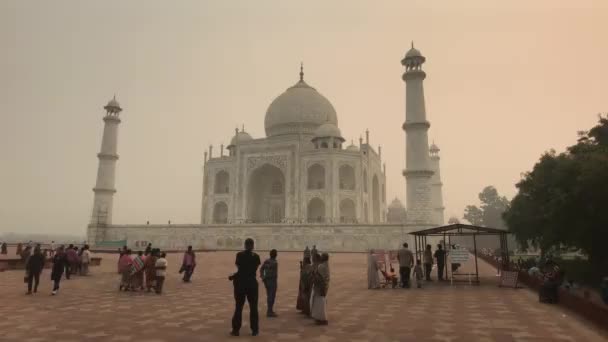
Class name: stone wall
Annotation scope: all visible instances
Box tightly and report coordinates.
[88,223,434,252]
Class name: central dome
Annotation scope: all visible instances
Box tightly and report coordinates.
[265,73,337,137]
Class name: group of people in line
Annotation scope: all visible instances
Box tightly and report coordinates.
[368,243,448,289]
[20,243,92,295]
[227,241,331,337]
[116,244,171,294]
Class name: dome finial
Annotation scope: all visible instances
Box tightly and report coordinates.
[299,62,304,82]
[411,41,414,49]
[242,124,245,132]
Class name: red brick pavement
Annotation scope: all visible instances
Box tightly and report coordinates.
[0,251,605,342]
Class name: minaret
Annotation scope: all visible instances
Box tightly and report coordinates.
[429,142,445,225]
[401,43,434,224]
[90,96,122,227]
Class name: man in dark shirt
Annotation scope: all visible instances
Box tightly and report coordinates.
[260,249,279,317]
[229,238,261,337]
[434,244,446,281]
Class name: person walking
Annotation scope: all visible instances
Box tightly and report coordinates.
[65,244,78,279]
[423,244,433,281]
[303,246,311,261]
[229,238,261,337]
[51,246,68,295]
[181,246,196,282]
[434,244,446,281]
[260,249,279,317]
[397,243,414,288]
[25,246,45,294]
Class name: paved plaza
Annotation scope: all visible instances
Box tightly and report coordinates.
[0,251,606,342]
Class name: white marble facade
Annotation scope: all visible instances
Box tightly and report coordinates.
[88,49,445,252]
[201,68,387,226]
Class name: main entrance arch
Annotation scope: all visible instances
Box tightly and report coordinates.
[247,164,286,223]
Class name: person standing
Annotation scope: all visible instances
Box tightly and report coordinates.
[181,246,196,282]
[65,244,78,279]
[0,242,7,255]
[311,245,318,259]
[25,246,45,294]
[49,241,55,257]
[367,250,381,289]
[51,246,68,295]
[118,249,133,291]
[229,238,261,337]
[260,249,279,317]
[155,252,168,294]
[434,244,446,281]
[423,244,433,281]
[144,243,152,256]
[311,253,330,325]
[16,243,23,256]
[131,251,146,290]
[296,256,313,315]
[397,243,414,288]
[80,245,91,276]
[303,246,311,261]
[413,260,424,288]
[144,249,158,292]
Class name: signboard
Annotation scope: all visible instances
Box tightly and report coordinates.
[449,249,470,263]
[499,270,519,288]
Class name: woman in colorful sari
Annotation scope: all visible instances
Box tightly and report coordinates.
[144,249,159,292]
[311,253,330,325]
[130,251,146,290]
[118,249,133,291]
[296,256,313,315]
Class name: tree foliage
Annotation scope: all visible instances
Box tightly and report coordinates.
[503,116,608,272]
[463,186,510,229]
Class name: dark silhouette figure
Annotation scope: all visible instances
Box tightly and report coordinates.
[229,238,261,337]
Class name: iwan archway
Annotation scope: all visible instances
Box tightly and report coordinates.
[247,164,286,223]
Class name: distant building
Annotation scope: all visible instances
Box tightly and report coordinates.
[387,198,407,223]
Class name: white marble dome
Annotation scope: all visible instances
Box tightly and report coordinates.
[229,131,253,146]
[265,79,338,137]
[314,122,342,139]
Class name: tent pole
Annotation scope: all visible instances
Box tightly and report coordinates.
[473,233,479,284]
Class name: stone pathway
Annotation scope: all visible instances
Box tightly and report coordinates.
[0,251,605,341]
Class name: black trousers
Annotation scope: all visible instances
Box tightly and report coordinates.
[27,272,41,292]
[232,280,259,333]
[399,266,411,288]
[424,263,432,280]
[52,278,61,291]
[437,263,445,280]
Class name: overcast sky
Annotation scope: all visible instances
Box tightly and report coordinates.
[1,1,606,235]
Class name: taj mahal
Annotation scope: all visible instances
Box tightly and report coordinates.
[87,44,445,251]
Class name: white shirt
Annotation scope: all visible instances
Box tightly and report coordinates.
[155,258,167,277]
[81,250,91,263]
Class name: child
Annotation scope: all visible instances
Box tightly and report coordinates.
[413,259,424,288]
[155,252,168,294]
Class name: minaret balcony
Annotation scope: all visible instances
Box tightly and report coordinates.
[402,121,431,131]
[402,70,426,81]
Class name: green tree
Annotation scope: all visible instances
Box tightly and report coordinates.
[463,186,509,229]
[504,116,608,272]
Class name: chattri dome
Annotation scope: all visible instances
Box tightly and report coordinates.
[314,122,342,139]
[264,68,338,137]
[229,131,253,146]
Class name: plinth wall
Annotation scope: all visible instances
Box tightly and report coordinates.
[88,223,434,252]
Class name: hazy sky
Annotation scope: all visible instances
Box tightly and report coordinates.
[1,1,606,235]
